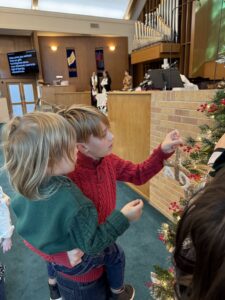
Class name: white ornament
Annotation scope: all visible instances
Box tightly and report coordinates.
[178,171,191,190]
[163,165,175,179]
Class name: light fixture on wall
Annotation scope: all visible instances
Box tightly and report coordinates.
[32,0,38,10]
[109,45,116,52]
[50,45,58,52]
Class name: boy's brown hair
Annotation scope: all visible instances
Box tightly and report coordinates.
[57,105,110,142]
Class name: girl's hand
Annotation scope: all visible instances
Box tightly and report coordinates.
[67,248,84,267]
[3,193,10,206]
[2,238,12,253]
[161,130,183,153]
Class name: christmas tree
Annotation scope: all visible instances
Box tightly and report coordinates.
[149,89,225,299]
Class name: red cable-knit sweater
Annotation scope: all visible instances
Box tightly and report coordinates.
[25,146,172,282]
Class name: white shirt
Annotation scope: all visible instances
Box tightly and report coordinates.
[0,187,14,240]
[101,78,108,94]
[91,76,98,88]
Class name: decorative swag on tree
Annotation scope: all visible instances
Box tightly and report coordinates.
[149,90,225,300]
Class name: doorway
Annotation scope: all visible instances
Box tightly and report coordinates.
[7,81,37,117]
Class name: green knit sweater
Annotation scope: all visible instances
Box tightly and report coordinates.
[11,176,129,255]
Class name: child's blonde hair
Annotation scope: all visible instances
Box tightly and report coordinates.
[1,112,76,200]
[57,105,110,143]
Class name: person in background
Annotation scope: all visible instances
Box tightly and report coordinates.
[45,105,181,300]
[100,70,111,93]
[90,72,100,107]
[0,186,14,300]
[2,112,144,300]
[174,133,225,300]
[122,70,132,91]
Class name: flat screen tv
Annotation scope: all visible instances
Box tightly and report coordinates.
[7,49,39,75]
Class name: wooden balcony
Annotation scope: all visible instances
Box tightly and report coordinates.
[131,42,180,64]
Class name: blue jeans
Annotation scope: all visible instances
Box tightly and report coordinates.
[56,271,111,300]
[0,278,6,300]
[47,243,125,290]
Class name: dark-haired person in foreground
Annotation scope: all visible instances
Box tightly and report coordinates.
[174,133,225,300]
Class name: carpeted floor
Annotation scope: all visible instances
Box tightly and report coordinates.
[0,142,171,300]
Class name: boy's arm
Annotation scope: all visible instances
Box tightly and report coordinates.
[112,130,182,185]
[111,145,172,185]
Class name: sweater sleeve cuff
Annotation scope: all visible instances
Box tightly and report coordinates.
[107,210,130,235]
[158,144,174,160]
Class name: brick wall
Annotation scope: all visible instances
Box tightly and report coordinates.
[149,90,216,220]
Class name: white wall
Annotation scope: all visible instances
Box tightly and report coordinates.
[0,7,135,53]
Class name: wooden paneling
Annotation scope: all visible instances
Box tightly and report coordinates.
[38,36,129,91]
[41,88,90,107]
[180,1,194,76]
[107,92,151,198]
[133,63,144,88]
[0,97,10,122]
[131,42,180,64]
[202,61,225,80]
[189,1,225,79]
[0,35,34,79]
[0,35,129,97]
[42,85,76,103]
[0,35,39,107]
[55,92,91,106]
[32,32,44,81]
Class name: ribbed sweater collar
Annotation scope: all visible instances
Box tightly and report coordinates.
[77,151,103,169]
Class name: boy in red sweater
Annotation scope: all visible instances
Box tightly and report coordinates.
[44,105,182,299]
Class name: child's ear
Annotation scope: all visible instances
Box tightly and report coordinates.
[77,143,88,153]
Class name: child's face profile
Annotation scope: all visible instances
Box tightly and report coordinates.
[84,122,114,160]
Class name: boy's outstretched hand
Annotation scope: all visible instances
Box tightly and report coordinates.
[121,199,144,222]
[161,129,183,153]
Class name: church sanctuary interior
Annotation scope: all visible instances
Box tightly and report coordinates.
[0,0,225,299]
